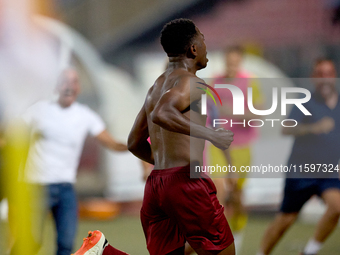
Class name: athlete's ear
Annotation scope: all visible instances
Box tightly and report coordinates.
[188,44,198,59]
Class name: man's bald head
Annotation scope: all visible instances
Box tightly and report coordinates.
[57,68,81,107]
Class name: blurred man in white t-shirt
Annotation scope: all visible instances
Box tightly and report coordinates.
[19,68,127,255]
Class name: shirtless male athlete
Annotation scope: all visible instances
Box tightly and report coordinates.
[73,18,235,255]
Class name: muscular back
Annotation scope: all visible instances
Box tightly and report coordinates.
[145,68,206,169]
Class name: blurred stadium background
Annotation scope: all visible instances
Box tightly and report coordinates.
[1,0,340,254]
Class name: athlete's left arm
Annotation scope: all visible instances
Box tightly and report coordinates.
[128,102,154,165]
[95,130,128,151]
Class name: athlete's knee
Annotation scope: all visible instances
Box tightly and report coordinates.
[335,207,340,216]
[322,189,340,215]
[276,212,298,229]
[327,204,340,218]
[329,195,340,215]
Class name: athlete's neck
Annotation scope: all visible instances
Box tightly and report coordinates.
[168,56,198,74]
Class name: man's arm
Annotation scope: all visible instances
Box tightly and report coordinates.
[151,76,233,150]
[128,101,154,164]
[282,116,335,136]
[95,130,128,151]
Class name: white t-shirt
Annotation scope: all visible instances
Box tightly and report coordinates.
[23,100,105,184]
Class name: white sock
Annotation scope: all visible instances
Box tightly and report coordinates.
[303,239,322,254]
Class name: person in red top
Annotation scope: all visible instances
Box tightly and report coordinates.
[204,46,264,253]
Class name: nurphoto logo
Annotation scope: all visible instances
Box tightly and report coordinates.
[199,82,312,128]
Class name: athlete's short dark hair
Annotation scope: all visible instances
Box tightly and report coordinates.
[160,19,198,56]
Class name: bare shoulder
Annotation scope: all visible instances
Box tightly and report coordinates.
[171,72,205,91]
[192,77,207,89]
[176,74,206,96]
[144,74,165,111]
[147,70,206,102]
[145,73,166,98]
[146,83,155,96]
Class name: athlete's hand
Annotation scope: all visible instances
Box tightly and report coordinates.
[311,117,335,135]
[211,128,234,150]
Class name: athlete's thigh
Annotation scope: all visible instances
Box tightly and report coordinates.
[163,176,233,253]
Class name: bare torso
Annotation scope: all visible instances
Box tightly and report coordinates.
[145,68,206,169]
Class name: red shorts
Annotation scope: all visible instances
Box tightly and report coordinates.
[141,165,234,255]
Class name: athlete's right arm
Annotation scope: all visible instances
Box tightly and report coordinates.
[151,76,233,150]
[128,101,154,165]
